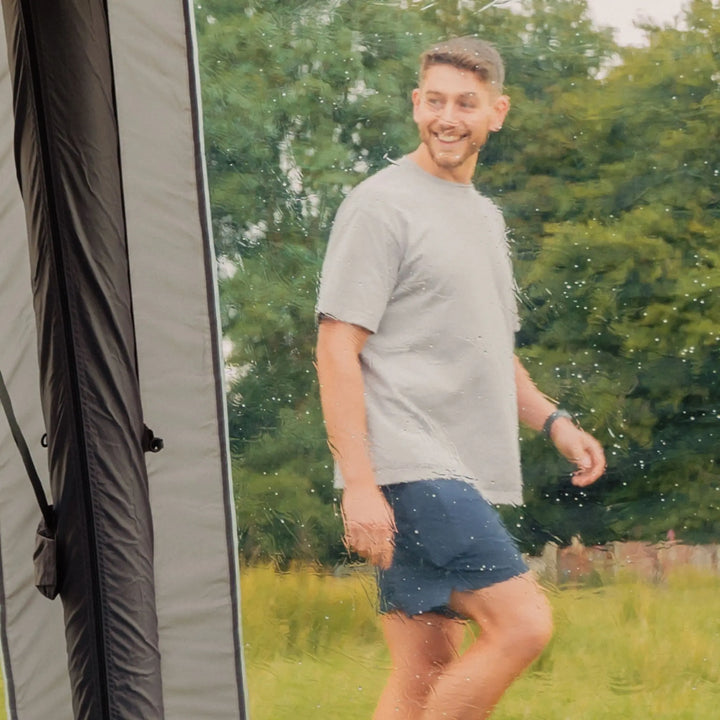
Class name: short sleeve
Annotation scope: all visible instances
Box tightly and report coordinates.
[317,193,402,334]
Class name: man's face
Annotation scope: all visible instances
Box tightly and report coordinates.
[412,63,509,182]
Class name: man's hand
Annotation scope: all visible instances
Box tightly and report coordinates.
[341,484,396,569]
[549,418,606,487]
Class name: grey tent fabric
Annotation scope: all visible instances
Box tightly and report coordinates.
[0,26,72,720]
[3,2,164,715]
[0,2,247,718]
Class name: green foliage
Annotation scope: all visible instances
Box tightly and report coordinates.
[197,0,720,561]
[234,466,344,566]
[233,402,345,565]
[510,2,720,543]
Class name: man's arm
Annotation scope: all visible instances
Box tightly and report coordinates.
[315,318,395,568]
[514,355,606,487]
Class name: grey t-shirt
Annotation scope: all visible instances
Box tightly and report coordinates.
[317,156,522,505]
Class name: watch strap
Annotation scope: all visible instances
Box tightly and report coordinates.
[542,408,573,439]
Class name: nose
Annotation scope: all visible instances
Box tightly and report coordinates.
[437,104,459,126]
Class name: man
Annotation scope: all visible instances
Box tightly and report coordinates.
[315,37,605,720]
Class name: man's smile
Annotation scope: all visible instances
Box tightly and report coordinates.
[436,131,465,143]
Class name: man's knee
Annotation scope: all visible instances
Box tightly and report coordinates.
[512,595,553,659]
[452,579,553,659]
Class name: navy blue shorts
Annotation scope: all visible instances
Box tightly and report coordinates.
[377,479,528,617]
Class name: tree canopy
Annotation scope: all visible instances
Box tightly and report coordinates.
[195,0,720,563]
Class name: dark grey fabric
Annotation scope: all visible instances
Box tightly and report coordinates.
[1,1,163,718]
[0,1,247,718]
[0,23,71,720]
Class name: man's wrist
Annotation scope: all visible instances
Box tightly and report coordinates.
[542,408,574,439]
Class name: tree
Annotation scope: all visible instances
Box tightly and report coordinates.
[506,0,720,545]
[196,0,720,561]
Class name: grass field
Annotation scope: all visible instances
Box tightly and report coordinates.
[241,565,720,719]
[1,567,716,718]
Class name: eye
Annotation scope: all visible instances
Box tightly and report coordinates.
[427,97,443,108]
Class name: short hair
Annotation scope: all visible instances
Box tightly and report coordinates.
[419,37,505,91]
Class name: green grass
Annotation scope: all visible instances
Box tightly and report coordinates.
[240,566,720,720]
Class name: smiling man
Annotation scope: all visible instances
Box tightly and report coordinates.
[316,37,605,720]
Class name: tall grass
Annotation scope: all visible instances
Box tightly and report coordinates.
[240,564,381,661]
[240,564,387,719]
[241,565,720,720]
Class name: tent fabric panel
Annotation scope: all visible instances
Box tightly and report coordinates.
[2,1,163,718]
[0,16,74,720]
[1,1,247,717]
[107,2,247,717]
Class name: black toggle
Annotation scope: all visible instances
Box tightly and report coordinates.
[141,424,164,453]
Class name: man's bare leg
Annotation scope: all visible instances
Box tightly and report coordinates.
[421,572,552,720]
[374,611,465,720]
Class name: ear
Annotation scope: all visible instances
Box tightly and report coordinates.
[491,94,510,132]
[411,87,421,120]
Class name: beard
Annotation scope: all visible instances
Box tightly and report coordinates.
[419,126,483,169]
